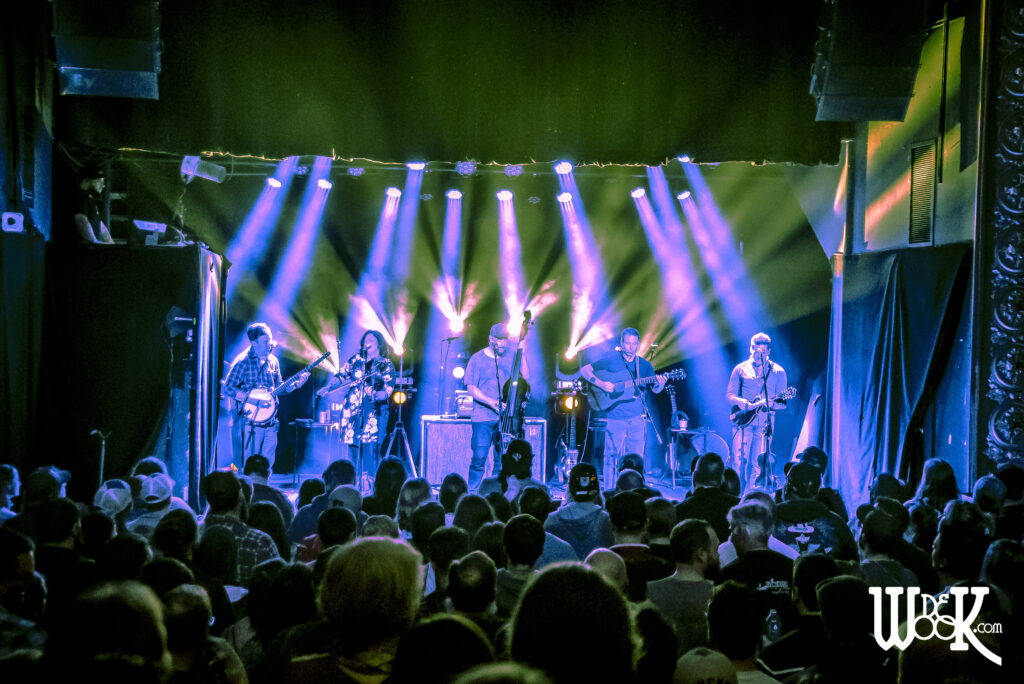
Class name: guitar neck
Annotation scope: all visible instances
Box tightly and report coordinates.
[272,352,330,396]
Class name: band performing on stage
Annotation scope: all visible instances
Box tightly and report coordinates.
[222,319,794,494]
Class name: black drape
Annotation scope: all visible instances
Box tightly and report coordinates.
[834,243,971,509]
[0,232,45,469]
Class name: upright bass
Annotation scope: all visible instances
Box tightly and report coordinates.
[497,311,532,457]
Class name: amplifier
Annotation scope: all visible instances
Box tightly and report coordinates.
[420,416,546,485]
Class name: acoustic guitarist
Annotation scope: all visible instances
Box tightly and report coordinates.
[726,332,788,493]
[223,323,310,467]
[465,322,530,490]
[580,327,667,481]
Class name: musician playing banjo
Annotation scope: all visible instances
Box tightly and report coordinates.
[580,327,666,481]
[465,323,530,490]
[726,332,788,492]
[224,322,310,467]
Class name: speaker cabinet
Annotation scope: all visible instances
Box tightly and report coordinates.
[420,416,546,485]
[292,423,342,478]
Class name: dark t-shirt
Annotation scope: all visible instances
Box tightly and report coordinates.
[588,353,655,419]
[719,548,795,627]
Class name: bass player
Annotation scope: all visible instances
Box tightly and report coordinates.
[580,327,666,482]
[726,332,788,492]
[223,322,310,467]
[465,322,530,490]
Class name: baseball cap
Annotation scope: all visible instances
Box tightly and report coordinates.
[797,447,828,473]
[93,479,133,518]
[328,484,362,512]
[568,463,599,499]
[489,323,509,339]
[786,462,821,490]
[23,466,71,502]
[141,473,173,504]
[607,490,647,531]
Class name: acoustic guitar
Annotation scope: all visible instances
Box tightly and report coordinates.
[587,368,686,413]
[729,386,796,428]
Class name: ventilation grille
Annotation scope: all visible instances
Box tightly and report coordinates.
[909,141,935,244]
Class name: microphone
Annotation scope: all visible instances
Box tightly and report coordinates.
[90,429,102,436]
[442,336,460,342]
[649,343,660,349]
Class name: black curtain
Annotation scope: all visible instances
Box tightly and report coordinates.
[0,233,45,469]
[833,243,971,508]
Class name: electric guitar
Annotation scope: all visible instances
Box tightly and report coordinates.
[241,351,330,426]
[497,312,532,456]
[587,368,686,413]
[554,380,583,483]
[729,386,797,428]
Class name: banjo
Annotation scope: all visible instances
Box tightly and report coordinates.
[240,351,330,426]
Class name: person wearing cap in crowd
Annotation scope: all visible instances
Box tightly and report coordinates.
[496,439,548,504]
[93,478,134,534]
[243,454,294,528]
[464,322,531,490]
[580,327,667,485]
[3,466,71,542]
[0,464,21,523]
[200,471,280,586]
[726,332,789,493]
[315,330,396,479]
[127,473,175,539]
[773,462,857,561]
[288,459,357,544]
[782,446,848,522]
[675,453,740,543]
[674,647,738,684]
[543,463,613,559]
[223,322,310,469]
[608,490,672,601]
[127,457,192,524]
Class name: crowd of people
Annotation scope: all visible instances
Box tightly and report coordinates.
[0,446,1021,683]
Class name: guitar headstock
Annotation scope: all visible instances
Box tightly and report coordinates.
[781,386,797,401]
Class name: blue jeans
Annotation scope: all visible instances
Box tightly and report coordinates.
[232,416,279,468]
[469,420,498,489]
[603,414,647,484]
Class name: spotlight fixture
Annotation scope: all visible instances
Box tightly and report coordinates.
[386,187,402,198]
[496,190,513,201]
[527,196,541,204]
[347,167,365,176]
[392,390,409,405]
[452,365,466,380]
[448,318,465,333]
[504,165,523,176]
[554,161,573,175]
[556,192,572,204]
[407,162,426,171]
[318,179,333,190]
[678,155,692,163]
[561,394,580,411]
[631,187,646,199]
[420,194,433,200]
[446,189,463,200]
[266,177,282,188]
[456,161,476,176]
[180,156,226,184]
[676,190,691,200]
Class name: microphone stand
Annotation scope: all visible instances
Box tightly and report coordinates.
[90,430,111,488]
[757,357,776,490]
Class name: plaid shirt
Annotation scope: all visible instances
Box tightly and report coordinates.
[201,514,281,586]
[224,347,283,397]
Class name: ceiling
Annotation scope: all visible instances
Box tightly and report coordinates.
[49,0,855,166]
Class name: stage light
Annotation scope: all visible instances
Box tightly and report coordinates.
[554,161,573,175]
[180,156,226,184]
[266,177,282,188]
[678,155,692,163]
[557,192,572,204]
[562,395,579,411]
[317,179,332,190]
[392,390,408,405]
[348,167,364,176]
[386,187,402,198]
[393,344,405,356]
[452,366,465,379]
[564,347,578,360]
[631,187,646,199]
[504,165,523,176]
[449,318,465,333]
[407,162,426,171]
[676,190,691,200]
[446,189,463,200]
[497,190,513,201]
[456,161,476,175]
